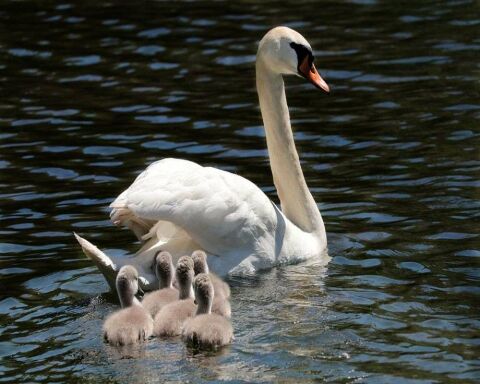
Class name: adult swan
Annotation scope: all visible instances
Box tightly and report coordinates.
[75,26,331,291]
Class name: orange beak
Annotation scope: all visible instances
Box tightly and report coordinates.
[299,56,330,93]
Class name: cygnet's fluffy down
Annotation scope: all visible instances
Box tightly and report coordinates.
[192,250,231,318]
[142,251,178,317]
[103,306,153,346]
[182,273,234,349]
[192,250,230,299]
[153,298,196,337]
[212,295,231,318]
[103,265,153,346]
[142,285,178,318]
[182,313,232,349]
[154,255,196,337]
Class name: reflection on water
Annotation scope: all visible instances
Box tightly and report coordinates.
[1,0,479,382]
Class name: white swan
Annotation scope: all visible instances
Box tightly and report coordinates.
[75,26,330,291]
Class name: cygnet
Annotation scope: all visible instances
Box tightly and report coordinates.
[103,265,153,346]
[182,273,234,349]
[142,251,178,317]
[153,256,196,337]
[191,250,230,299]
[192,250,231,318]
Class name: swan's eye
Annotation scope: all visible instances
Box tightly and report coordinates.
[290,41,329,92]
[290,42,314,71]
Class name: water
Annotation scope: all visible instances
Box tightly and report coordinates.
[1,0,479,382]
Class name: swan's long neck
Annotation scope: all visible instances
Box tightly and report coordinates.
[256,58,325,236]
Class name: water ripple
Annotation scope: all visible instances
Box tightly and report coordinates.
[0,0,478,383]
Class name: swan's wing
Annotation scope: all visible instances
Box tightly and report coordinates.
[74,233,157,291]
[74,232,118,291]
[110,158,277,258]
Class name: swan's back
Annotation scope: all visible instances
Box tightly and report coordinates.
[111,158,277,258]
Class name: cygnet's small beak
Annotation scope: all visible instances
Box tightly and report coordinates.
[299,56,330,93]
[137,286,145,299]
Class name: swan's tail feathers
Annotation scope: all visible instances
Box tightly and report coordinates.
[73,233,118,292]
[110,206,153,241]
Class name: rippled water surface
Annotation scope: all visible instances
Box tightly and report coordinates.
[1,0,479,382]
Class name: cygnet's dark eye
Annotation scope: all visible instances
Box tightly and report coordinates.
[290,42,314,71]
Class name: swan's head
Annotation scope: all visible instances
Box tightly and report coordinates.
[192,250,209,275]
[116,265,141,307]
[154,251,174,288]
[257,26,329,93]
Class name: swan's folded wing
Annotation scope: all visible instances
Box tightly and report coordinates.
[74,232,117,291]
[110,158,277,256]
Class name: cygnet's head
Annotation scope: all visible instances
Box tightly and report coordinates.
[193,273,214,315]
[257,26,329,92]
[154,251,174,288]
[116,265,140,308]
[191,250,209,275]
[176,256,195,299]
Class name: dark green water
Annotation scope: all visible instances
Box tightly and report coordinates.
[1,0,479,382]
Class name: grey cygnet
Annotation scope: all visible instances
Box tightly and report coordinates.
[103,265,153,346]
[142,251,178,317]
[182,273,234,349]
[153,255,196,337]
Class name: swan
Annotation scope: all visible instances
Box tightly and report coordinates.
[103,265,153,346]
[182,273,234,349]
[74,26,330,291]
[141,251,178,317]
